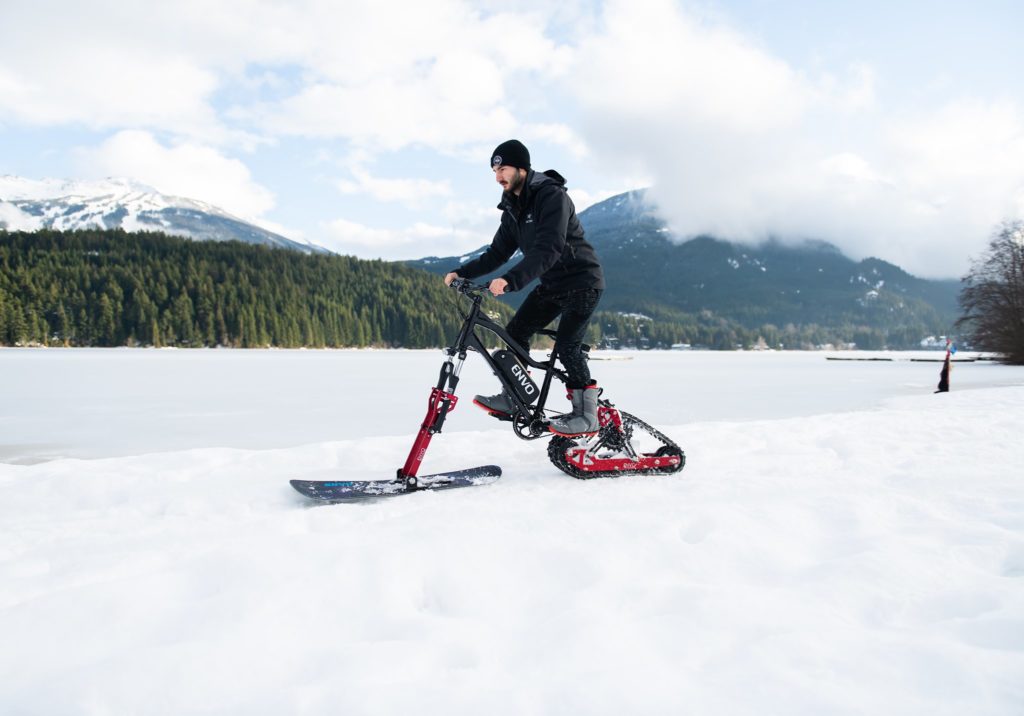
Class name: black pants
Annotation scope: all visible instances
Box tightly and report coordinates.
[505,286,603,389]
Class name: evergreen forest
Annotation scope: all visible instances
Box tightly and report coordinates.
[2,229,924,350]
[0,230,500,348]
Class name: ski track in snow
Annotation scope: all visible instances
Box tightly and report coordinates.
[2,388,1024,714]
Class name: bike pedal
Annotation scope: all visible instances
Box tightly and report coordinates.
[473,399,514,421]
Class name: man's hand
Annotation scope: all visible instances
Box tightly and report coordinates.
[488,278,509,296]
[444,272,459,287]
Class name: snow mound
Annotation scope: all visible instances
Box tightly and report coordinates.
[1,387,1023,714]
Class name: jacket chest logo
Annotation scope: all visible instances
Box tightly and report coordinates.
[524,213,534,224]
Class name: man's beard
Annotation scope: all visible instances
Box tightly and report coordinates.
[507,169,525,194]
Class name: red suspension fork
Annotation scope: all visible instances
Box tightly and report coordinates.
[398,352,465,481]
[399,387,459,479]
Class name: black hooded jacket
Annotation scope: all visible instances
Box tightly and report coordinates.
[453,169,604,293]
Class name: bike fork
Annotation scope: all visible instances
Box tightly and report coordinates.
[398,351,466,485]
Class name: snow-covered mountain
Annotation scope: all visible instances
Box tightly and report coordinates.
[405,188,961,342]
[0,176,328,254]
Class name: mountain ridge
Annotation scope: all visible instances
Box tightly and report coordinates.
[404,188,961,348]
[0,175,327,254]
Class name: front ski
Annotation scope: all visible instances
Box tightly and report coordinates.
[290,465,501,503]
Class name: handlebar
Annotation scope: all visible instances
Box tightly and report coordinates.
[448,277,487,294]
[448,277,509,296]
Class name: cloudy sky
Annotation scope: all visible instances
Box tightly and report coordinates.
[1,0,1022,278]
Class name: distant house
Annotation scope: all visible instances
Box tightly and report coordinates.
[920,335,948,350]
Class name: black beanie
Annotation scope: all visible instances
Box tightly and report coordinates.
[490,139,530,170]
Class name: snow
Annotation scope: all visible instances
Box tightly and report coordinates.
[0,174,328,253]
[0,175,237,234]
[616,312,652,321]
[2,349,1023,714]
[0,175,159,202]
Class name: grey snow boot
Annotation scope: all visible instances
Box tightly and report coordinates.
[549,384,600,436]
[474,390,514,416]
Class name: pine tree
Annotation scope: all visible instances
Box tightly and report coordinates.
[97,294,117,345]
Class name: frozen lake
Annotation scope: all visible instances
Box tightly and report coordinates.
[3,347,1022,463]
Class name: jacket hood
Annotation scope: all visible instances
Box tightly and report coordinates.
[538,169,566,187]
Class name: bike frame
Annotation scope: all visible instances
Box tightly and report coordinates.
[399,280,573,481]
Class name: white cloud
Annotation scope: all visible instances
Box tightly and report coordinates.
[0,32,222,139]
[4,0,1023,275]
[337,169,452,206]
[321,218,488,260]
[566,0,1024,278]
[257,70,518,151]
[76,130,275,221]
[572,0,809,133]
[0,0,568,150]
[819,153,893,186]
[823,63,878,112]
[224,3,570,152]
[522,123,590,160]
[440,199,502,228]
[0,200,43,231]
[568,187,631,213]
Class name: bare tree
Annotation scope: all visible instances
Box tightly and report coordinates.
[957,221,1024,363]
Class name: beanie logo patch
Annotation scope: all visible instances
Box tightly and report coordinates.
[492,155,502,167]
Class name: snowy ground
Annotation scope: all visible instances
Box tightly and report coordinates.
[2,349,1023,714]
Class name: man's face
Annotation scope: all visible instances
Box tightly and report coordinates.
[494,165,525,194]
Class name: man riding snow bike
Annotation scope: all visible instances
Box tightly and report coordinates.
[438,278,685,480]
[289,278,686,503]
[446,139,606,437]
